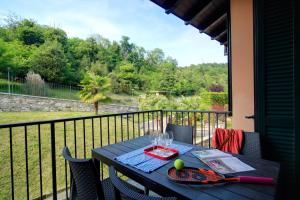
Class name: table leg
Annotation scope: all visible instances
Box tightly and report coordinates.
[93,158,101,180]
[144,187,149,195]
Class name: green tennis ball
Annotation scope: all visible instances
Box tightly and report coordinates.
[174,159,184,170]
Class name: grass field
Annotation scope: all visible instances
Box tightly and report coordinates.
[0,112,150,200]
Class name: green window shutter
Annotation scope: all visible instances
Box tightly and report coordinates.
[261,0,295,182]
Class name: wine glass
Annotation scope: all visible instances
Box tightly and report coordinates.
[160,132,168,148]
[166,131,174,148]
[149,130,159,149]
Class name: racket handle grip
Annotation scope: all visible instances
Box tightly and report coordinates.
[239,176,274,185]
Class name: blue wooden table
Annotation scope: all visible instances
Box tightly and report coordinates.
[92,136,280,200]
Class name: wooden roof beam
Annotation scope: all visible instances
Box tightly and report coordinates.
[200,19,227,43]
[217,32,227,43]
[200,13,227,33]
[221,41,228,46]
[183,0,211,25]
[199,9,227,30]
[201,12,227,32]
[212,30,227,41]
[216,30,227,43]
[186,0,226,25]
[164,0,182,14]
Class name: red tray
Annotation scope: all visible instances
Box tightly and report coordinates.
[144,145,179,160]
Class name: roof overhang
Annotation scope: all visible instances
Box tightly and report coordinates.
[150,0,229,46]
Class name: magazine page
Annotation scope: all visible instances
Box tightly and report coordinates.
[202,157,255,174]
[191,149,232,160]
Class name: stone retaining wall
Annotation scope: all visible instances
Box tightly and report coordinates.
[0,93,138,112]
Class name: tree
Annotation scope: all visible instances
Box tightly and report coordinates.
[128,46,146,73]
[90,61,108,76]
[29,40,67,82]
[0,39,34,77]
[79,72,110,114]
[43,27,68,45]
[97,39,121,72]
[110,61,143,94]
[0,39,13,73]
[157,61,177,93]
[146,48,164,66]
[17,19,45,45]
[65,37,85,71]
[106,41,121,71]
[120,36,134,60]
[0,16,229,95]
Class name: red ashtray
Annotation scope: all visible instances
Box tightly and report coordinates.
[144,146,179,160]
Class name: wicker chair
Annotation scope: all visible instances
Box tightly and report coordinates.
[241,132,262,159]
[109,166,177,200]
[165,124,193,144]
[62,147,143,200]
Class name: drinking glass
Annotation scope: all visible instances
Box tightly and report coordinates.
[149,130,161,152]
[156,133,162,146]
[161,132,168,148]
[149,130,159,146]
[166,131,174,147]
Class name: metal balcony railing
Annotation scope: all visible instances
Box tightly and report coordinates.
[0,110,230,200]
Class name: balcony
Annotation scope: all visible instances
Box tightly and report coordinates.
[0,109,230,200]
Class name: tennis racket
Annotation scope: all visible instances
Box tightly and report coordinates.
[167,167,274,185]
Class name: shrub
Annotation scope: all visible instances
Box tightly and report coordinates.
[177,96,210,110]
[24,71,48,96]
[200,92,228,106]
[138,95,211,111]
[208,84,224,92]
[138,94,176,110]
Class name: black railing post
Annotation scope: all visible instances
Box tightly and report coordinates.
[38,124,43,199]
[83,119,86,158]
[225,113,228,128]
[50,122,57,200]
[208,113,211,148]
[24,126,29,200]
[160,110,164,133]
[9,127,14,200]
[194,112,197,145]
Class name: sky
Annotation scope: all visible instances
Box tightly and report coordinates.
[0,0,227,66]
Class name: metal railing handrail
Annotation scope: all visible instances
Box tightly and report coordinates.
[0,110,163,128]
[163,109,230,114]
[0,109,231,128]
[0,109,230,128]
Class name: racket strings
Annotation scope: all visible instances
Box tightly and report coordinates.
[169,167,224,184]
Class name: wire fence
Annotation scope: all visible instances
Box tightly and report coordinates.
[0,76,81,100]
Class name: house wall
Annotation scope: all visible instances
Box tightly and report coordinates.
[230,0,254,131]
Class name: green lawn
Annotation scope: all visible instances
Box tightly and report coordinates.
[0,112,149,200]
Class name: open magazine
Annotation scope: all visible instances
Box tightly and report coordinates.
[191,149,255,174]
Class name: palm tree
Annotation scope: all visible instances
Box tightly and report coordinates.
[79,72,110,114]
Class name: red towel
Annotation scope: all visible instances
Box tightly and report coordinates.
[212,128,243,154]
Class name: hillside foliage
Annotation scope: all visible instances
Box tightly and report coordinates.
[0,17,227,97]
